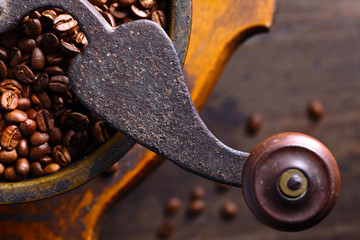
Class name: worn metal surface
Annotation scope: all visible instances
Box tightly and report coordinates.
[0,0,191,203]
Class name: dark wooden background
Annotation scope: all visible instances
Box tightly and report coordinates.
[99,0,360,239]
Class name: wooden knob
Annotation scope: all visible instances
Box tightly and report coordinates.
[241,132,340,231]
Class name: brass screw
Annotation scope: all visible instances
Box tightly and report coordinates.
[279,169,308,199]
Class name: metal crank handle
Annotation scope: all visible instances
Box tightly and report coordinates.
[0,0,340,231]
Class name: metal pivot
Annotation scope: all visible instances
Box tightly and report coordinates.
[0,0,340,231]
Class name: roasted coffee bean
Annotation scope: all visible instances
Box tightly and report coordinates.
[20,53,31,65]
[0,163,4,177]
[16,139,29,157]
[94,121,110,143]
[109,3,129,19]
[49,75,70,93]
[21,85,31,98]
[139,0,157,9]
[117,0,137,8]
[246,112,263,134]
[63,129,75,147]
[88,0,107,7]
[8,48,22,68]
[165,197,182,215]
[33,73,49,93]
[131,5,151,19]
[72,130,88,151]
[39,155,53,166]
[31,47,45,71]
[66,112,89,130]
[0,47,7,61]
[44,66,64,76]
[17,38,36,52]
[187,199,205,216]
[53,14,78,32]
[41,33,59,54]
[30,131,49,146]
[66,145,82,159]
[0,79,23,95]
[52,95,64,111]
[220,201,238,219]
[30,161,43,177]
[43,163,61,175]
[73,32,88,46]
[17,97,31,111]
[308,99,324,120]
[191,186,205,200]
[5,109,28,122]
[0,149,18,164]
[29,142,50,160]
[20,119,37,135]
[49,127,62,143]
[1,31,19,49]
[59,39,80,57]
[42,9,58,21]
[24,19,42,38]
[4,166,21,181]
[14,64,35,84]
[0,60,7,79]
[29,10,42,19]
[1,125,21,150]
[52,145,71,166]
[26,108,37,120]
[16,158,30,177]
[157,220,175,239]
[31,92,52,110]
[103,11,116,27]
[151,10,166,29]
[46,53,64,65]
[1,90,19,110]
[0,119,8,135]
[36,109,55,132]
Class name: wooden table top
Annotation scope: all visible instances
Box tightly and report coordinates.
[99,0,360,239]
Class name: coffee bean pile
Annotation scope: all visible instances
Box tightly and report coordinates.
[0,1,167,182]
[89,0,167,29]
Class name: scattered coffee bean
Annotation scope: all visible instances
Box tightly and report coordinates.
[17,38,36,53]
[0,60,7,79]
[165,197,182,214]
[88,0,107,7]
[39,155,53,166]
[49,75,70,93]
[139,0,157,9]
[0,163,4,177]
[187,199,205,216]
[29,142,50,160]
[41,33,59,54]
[308,99,324,120]
[59,39,80,57]
[36,109,55,132]
[0,79,23,95]
[246,112,263,134]
[8,47,22,68]
[221,201,238,219]
[17,97,31,110]
[157,220,174,239]
[191,185,205,200]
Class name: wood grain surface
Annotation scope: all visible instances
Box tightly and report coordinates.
[100,0,360,239]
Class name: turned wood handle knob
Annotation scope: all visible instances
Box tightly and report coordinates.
[241,132,340,231]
